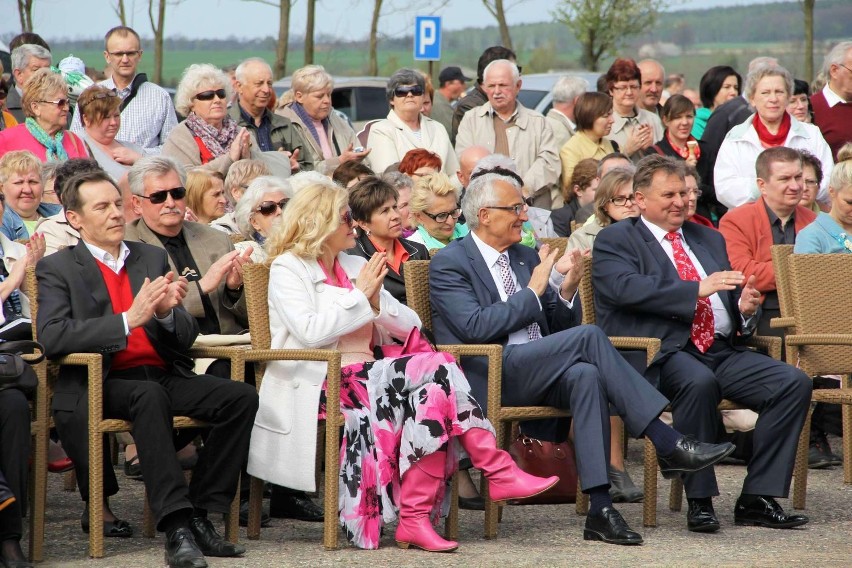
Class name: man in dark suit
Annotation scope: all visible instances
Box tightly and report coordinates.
[430,167,735,545]
[593,155,812,533]
[37,170,258,568]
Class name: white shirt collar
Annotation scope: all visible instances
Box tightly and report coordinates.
[84,241,131,273]
[470,230,505,269]
[822,83,847,107]
[640,216,683,244]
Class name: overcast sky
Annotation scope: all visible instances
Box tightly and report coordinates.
[2,0,786,42]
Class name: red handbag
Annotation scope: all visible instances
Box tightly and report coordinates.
[508,434,578,504]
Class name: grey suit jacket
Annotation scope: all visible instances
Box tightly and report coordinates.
[124,219,248,334]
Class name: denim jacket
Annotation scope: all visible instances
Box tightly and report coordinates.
[1,202,62,241]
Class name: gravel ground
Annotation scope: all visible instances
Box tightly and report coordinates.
[32,437,852,567]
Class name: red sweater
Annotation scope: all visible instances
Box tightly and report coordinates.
[811,90,852,161]
[95,261,166,371]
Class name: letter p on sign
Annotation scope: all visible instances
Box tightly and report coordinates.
[414,16,441,61]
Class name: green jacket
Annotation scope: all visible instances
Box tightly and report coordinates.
[228,102,313,171]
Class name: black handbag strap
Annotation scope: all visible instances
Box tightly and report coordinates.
[119,73,148,112]
[0,340,46,364]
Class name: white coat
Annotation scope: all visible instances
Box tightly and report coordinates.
[366,110,459,179]
[246,251,421,491]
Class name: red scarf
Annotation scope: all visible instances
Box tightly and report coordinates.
[753,112,791,148]
[665,131,701,160]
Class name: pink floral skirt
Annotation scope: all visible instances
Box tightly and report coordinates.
[321,351,493,549]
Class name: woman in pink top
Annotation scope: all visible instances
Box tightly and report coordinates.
[0,68,88,161]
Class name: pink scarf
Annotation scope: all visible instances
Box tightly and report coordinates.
[318,257,353,290]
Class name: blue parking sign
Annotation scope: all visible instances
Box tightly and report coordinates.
[414,16,441,61]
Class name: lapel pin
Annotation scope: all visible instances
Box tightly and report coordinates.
[519,261,525,266]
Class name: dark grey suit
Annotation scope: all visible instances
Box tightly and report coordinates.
[592,217,812,498]
[37,241,258,526]
[429,234,669,491]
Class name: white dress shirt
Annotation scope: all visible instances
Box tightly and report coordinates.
[640,218,734,337]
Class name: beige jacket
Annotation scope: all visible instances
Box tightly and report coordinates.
[35,211,80,256]
[455,102,560,207]
[366,110,459,177]
[161,120,267,176]
[276,104,362,174]
[0,233,30,323]
[124,219,247,334]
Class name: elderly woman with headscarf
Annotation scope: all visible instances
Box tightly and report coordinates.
[276,65,369,174]
[231,175,292,263]
[77,85,145,182]
[0,68,88,161]
[715,62,834,210]
[162,63,253,175]
[367,68,459,177]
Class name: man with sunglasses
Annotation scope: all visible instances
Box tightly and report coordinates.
[69,26,177,155]
[430,167,737,545]
[37,169,258,568]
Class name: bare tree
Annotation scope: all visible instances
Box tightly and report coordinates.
[369,0,383,76]
[481,0,515,51]
[305,0,316,64]
[553,0,666,72]
[114,0,128,26]
[148,0,167,84]
[17,0,35,32]
[802,0,815,83]
[244,0,293,79]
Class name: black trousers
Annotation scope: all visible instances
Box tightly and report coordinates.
[659,341,811,499]
[53,367,258,530]
[0,389,30,541]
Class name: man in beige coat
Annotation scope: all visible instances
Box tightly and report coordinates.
[455,59,560,209]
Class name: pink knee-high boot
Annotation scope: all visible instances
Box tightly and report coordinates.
[395,450,459,553]
[459,428,559,503]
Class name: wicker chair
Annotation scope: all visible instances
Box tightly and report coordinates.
[539,237,568,257]
[27,267,241,558]
[784,254,852,508]
[241,263,343,549]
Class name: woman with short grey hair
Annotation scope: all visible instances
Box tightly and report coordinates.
[276,64,367,174]
[366,68,459,178]
[162,63,252,175]
[232,175,293,262]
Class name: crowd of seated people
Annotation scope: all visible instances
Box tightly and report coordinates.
[1,22,851,568]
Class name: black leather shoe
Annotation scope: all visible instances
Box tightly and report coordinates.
[608,465,643,503]
[658,437,736,479]
[189,516,246,557]
[583,506,643,545]
[808,441,833,469]
[734,495,809,529]
[269,491,324,522]
[165,527,208,568]
[239,498,271,527]
[459,495,486,510]
[81,508,134,537]
[687,499,720,533]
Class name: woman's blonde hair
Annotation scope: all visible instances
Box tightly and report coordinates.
[410,172,458,214]
[266,180,348,261]
[830,143,852,193]
[594,168,634,226]
[0,150,43,186]
[22,68,67,119]
[185,168,224,216]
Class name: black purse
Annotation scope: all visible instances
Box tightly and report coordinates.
[0,340,45,398]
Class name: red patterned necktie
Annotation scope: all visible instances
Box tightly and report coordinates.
[665,232,714,353]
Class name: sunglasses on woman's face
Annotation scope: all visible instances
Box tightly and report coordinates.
[394,85,424,98]
[140,186,187,204]
[194,89,227,101]
[340,210,353,226]
[255,199,288,216]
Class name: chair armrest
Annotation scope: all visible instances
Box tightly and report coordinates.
[770,316,796,329]
[609,337,661,367]
[187,345,250,381]
[746,335,782,361]
[785,334,852,347]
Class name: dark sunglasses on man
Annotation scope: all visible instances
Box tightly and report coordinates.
[140,187,187,204]
[194,89,227,101]
[255,199,288,216]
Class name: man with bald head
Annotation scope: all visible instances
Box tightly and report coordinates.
[458,145,491,189]
[456,59,560,209]
[637,59,665,117]
[228,57,310,172]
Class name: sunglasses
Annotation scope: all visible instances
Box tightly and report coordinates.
[194,89,227,101]
[394,85,424,98]
[341,210,353,225]
[256,199,288,216]
[38,98,70,109]
[140,186,187,204]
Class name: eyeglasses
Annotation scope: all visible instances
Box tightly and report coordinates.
[340,210,354,225]
[422,208,462,223]
[838,63,852,74]
[108,50,141,59]
[686,188,703,198]
[140,186,187,204]
[611,84,640,93]
[394,85,424,98]
[255,199,288,216]
[38,98,70,109]
[804,179,819,188]
[609,195,635,206]
[483,203,527,216]
[194,89,227,101]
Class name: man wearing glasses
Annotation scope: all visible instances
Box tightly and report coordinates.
[430,168,737,545]
[70,26,177,155]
